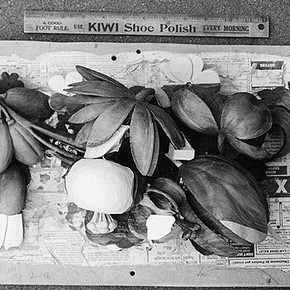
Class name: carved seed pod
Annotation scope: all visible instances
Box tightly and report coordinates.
[220,92,272,140]
[146,177,187,215]
[179,154,269,244]
[218,92,273,158]
[172,87,219,135]
[146,178,240,257]
[2,87,53,121]
[0,162,27,215]
[8,119,44,166]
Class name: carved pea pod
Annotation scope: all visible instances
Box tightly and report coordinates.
[1,87,53,121]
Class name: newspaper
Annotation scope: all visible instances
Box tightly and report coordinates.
[0,43,290,271]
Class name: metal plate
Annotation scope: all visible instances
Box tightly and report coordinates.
[24,11,269,38]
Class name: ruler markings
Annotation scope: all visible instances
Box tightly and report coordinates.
[24,11,269,38]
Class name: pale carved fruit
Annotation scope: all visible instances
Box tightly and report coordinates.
[64,158,135,214]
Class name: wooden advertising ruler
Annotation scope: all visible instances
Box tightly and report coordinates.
[24,11,269,38]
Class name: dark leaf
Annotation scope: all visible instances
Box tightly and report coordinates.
[74,120,94,146]
[87,98,135,146]
[146,117,160,176]
[130,102,155,176]
[66,80,134,99]
[66,95,120,105]
[180,155,269,244]
[144,103,185,148]
[76,65,130,92]
[68,101,117,124]
[172,88,219,135]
